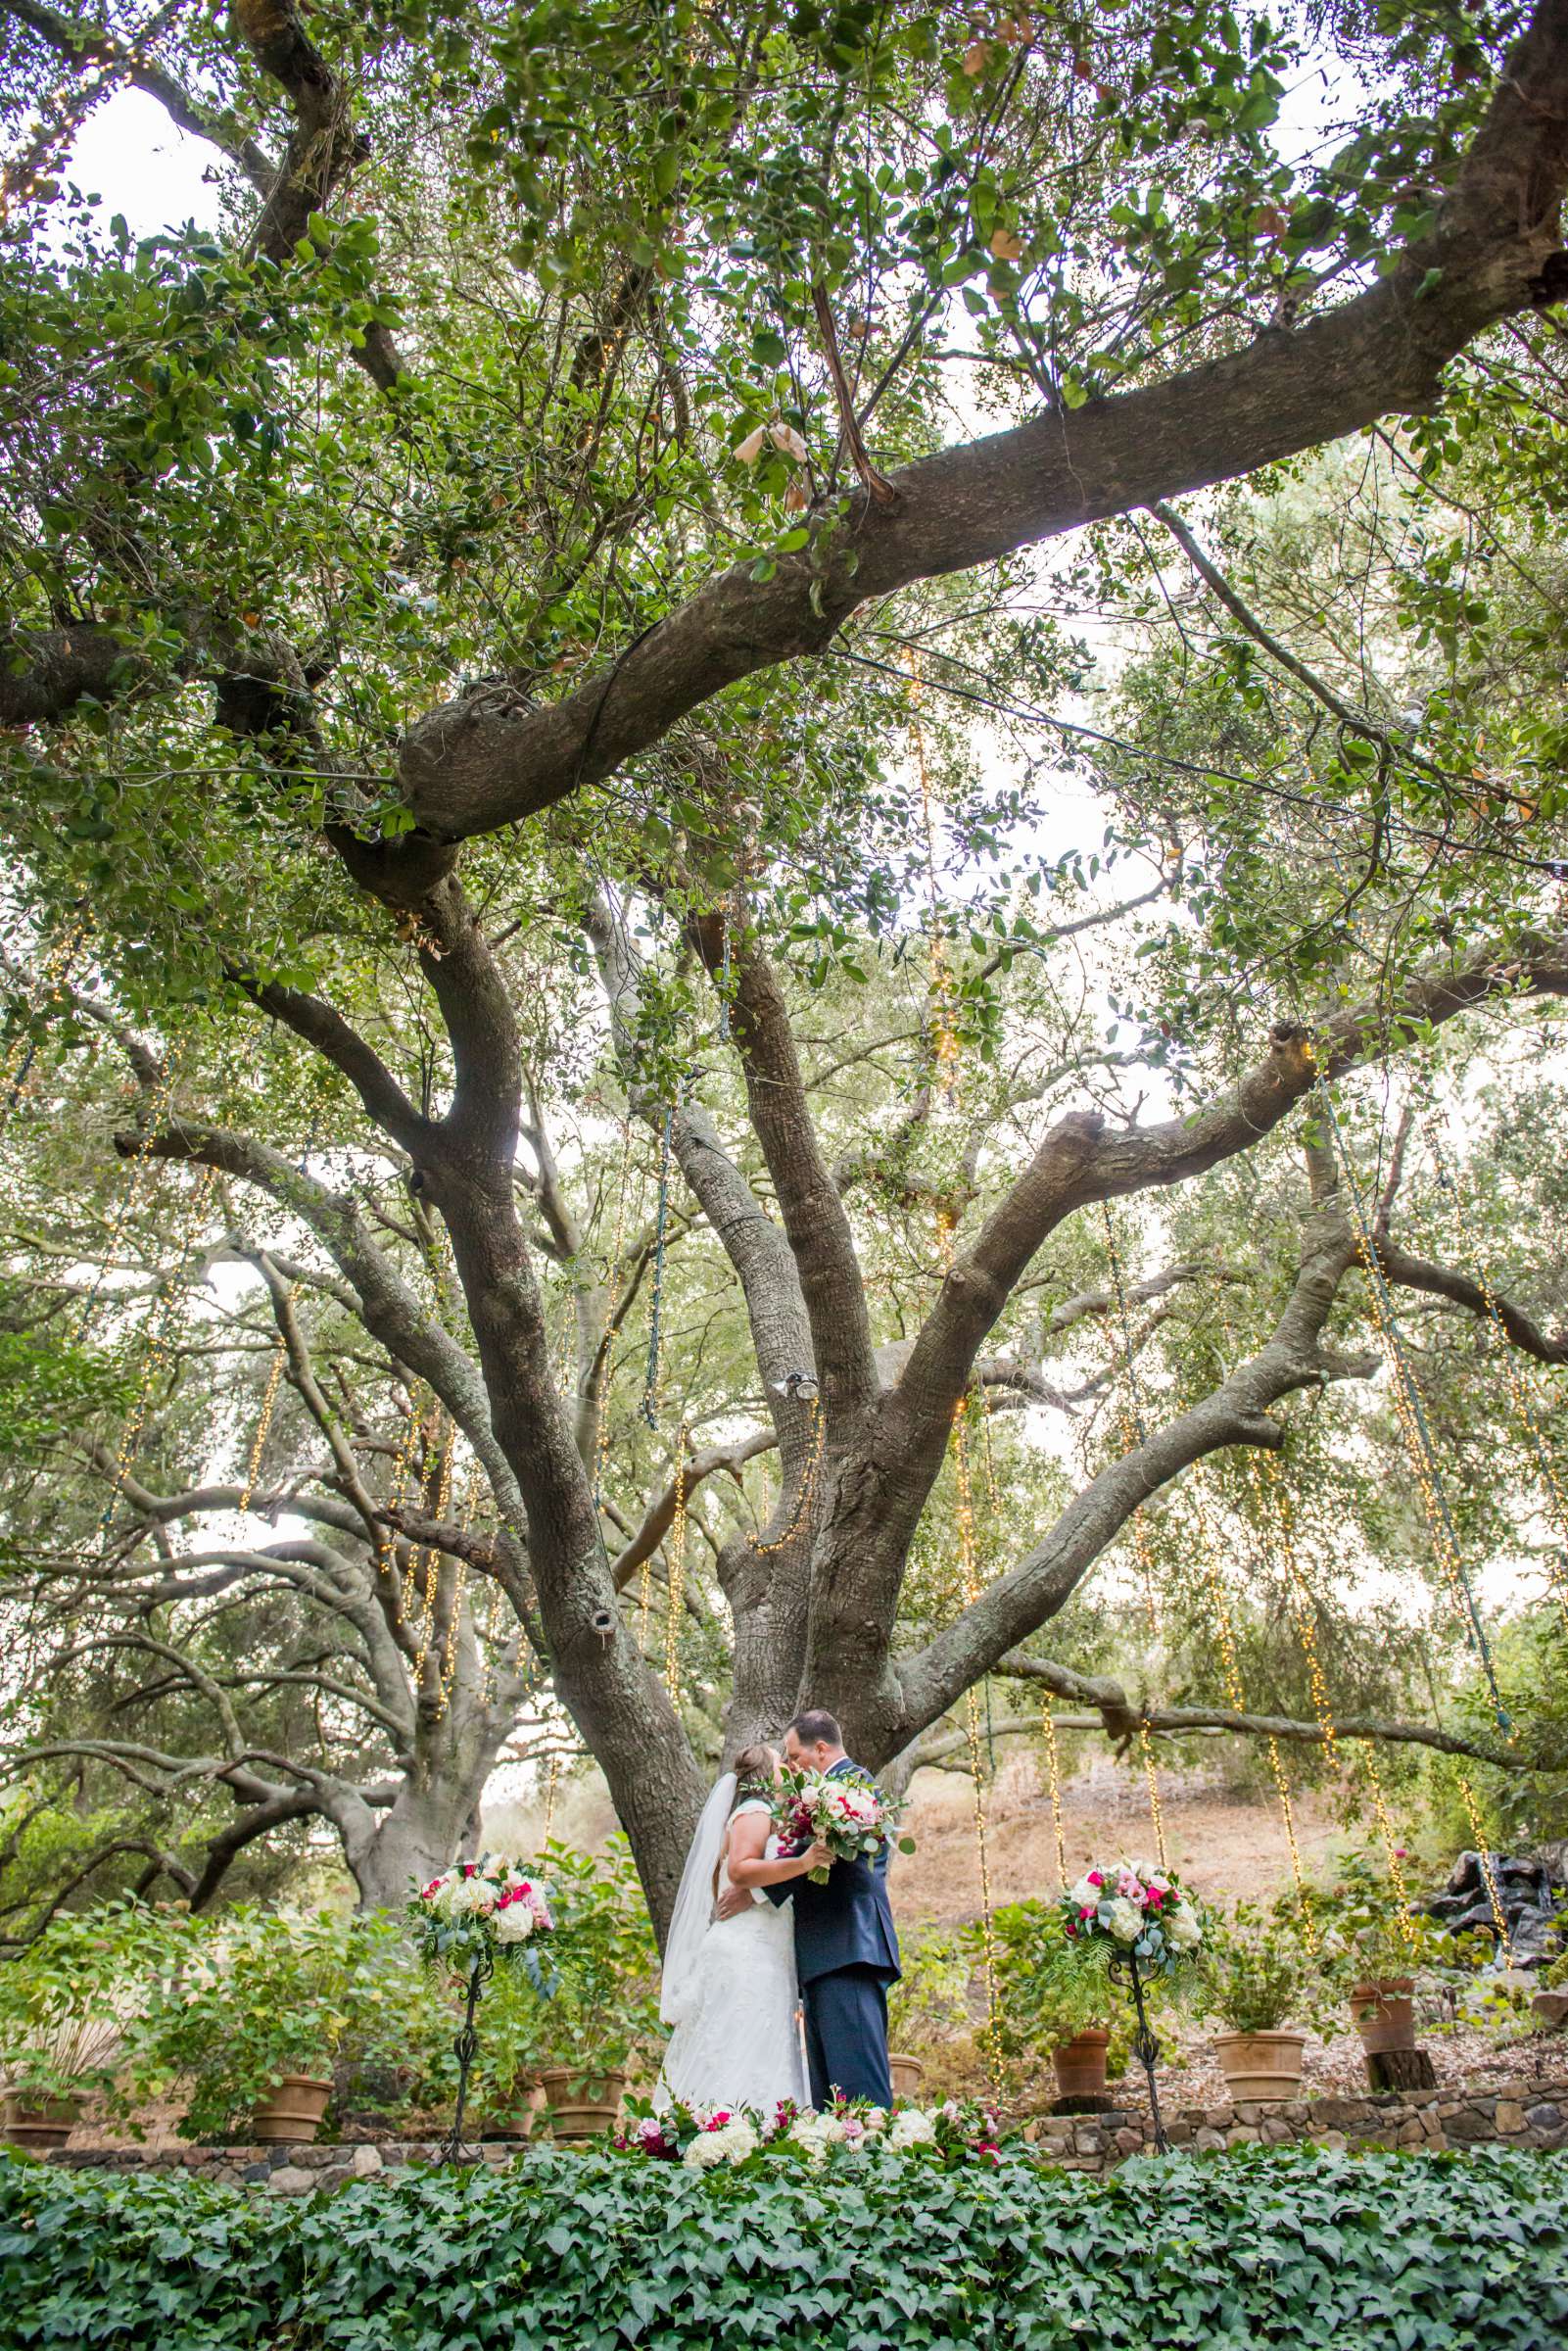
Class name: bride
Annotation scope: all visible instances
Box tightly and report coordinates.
[656,1744,830,2113]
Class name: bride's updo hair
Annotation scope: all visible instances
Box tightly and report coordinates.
[733,1743,777,1800]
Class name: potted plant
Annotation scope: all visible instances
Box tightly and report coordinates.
[1198,1901,1318,2101]
[1304,1849,1446,2056]
[532,1839,659,2141]
[127,1906,391,2143]
[886,1925,971,2098]
[972,1898,1120,2102]
[0,1901,152,2151]
[1533,1909,1568,2030]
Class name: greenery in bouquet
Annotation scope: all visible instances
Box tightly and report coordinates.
[772,1767,911,1884]
[1197,1899,1333,2036]
[120,1906,405,2141]
[0,1899,156,2108]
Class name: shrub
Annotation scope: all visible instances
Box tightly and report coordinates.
[1,2143,1564,2349]
[885,1923,972,2054]
[0,1900,163,2108]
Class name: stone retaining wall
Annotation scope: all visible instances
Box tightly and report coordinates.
[34,2075,1568,2191]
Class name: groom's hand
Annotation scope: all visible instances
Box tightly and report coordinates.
[716,1884,752,1921]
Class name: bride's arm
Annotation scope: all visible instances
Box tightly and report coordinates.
[725,1811,832,1887]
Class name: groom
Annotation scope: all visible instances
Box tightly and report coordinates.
[723,1707,899,2107]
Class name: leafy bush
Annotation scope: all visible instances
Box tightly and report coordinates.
[120,1907,415,2141]
[885,1923,972,2053]
[968,1896,1118,2059]
[1,2144,1564,2349]
[0,1900,154,2106]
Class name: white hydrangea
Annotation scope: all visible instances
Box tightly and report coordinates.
[887,2108,937,2151]
[1106,1896,1142,1943]
[683,2131,731,2170]
[1165,1904,1202,1950]
[493,1902,536,1944]
[711,2116,759,2165]
[1067,1875,1101,1911]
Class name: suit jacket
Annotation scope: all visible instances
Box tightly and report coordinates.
[766,1755,901,1987]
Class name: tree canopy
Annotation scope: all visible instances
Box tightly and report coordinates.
[2,0,1567,1936]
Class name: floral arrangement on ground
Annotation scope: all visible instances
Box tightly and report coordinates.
[614,2091,1001,2168]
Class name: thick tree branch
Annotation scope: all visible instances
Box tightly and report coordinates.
[1375,1231,1568,1363]
[994,1653,1530,1772]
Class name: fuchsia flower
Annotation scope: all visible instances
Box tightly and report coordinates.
[1087,1870,1104,1888]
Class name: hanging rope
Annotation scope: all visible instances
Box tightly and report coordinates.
[1309,1057,1510,1732]
[640,1103,675,1429]
[593,1119,636,1508]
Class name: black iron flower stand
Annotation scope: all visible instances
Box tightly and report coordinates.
[1109,1945,1169,2155]
[442,1948,495,2166]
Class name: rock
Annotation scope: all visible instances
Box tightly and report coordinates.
[1194,2128,1226,2152]
[1114,2128,1143,2154]
[351,2144,383,2176]
[265,2166,315,2196]
[1072,2127,1106,2155]
[242,2163,271,2184]
[1525,2102,1563,2134]
[1226,2126,1260,2147]
[1317,2130,1349,2151]
[1445,2108,1492,2143]
[1495,2100,1527,2135]
[1259,2116,1293,2144]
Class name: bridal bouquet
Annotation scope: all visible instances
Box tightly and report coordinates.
[408,1856,555,1982]
[1061,1857,1203,1977]
[773,1767,910,1883]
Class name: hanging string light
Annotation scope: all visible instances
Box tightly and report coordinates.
[1040,1700,1069,1891]
[1425,1129,1568,1635]
[1309,1056,1511,1734]
[97,1165,217,1532]
[239,1308,291,1515]
[75,1043,186,1342]
[952,1393,1003,2098]
[543,1755,560,1843]
[751,1391,825,1554]
[664,1423,689,1701]
[1098,1203,1173,1853]
[0,919,87,1134]
[375,1390,426,1623]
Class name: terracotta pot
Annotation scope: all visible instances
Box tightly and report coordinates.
[1051,2029,1110,2101]
[2,2091,81,2154]
[484,2075,547,2140]
[1212,2029,1307,2103]
[1533,1988,1568,2031]
[1349,1980,1416,2056]
[539,2065,626,2143]
[251,2073,333,2143]
[888,2053,925,2101]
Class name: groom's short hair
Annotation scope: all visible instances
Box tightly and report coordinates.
[787,1707,842,1749]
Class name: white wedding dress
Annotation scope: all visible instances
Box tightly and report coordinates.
[656,1792,807,2112]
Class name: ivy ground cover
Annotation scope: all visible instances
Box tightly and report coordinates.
[2,2143,1565,2351]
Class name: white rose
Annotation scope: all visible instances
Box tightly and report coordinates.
[684,2132,730,2170]
[862,2107,887,2135]
[1107,1896,1142,1943]
[1165,1905,1202,1951]
[493,1903,535,1943]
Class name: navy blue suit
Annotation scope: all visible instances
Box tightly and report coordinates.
[766,1756,900,2107]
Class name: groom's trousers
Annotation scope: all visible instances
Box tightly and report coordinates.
[802,1963,894,2107]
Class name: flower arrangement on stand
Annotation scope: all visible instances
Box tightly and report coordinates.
[772,1768,913,1882]
[1058,1860,1204,2152]
[613,2092,1002,2171]
[407,1858,555,2162]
